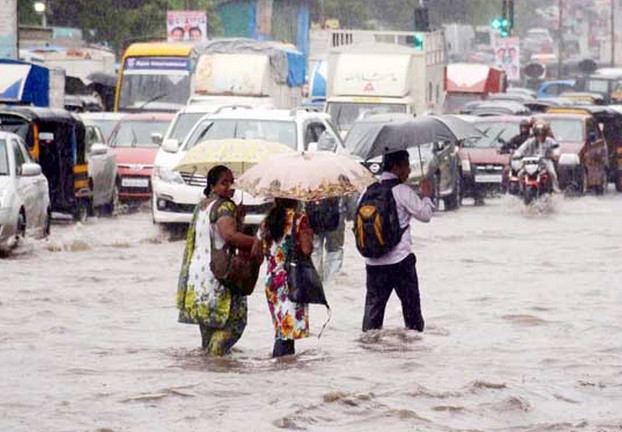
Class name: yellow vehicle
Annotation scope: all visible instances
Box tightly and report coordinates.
[114,42,194,113]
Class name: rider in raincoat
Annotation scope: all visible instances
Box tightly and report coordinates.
[512,122,561,192]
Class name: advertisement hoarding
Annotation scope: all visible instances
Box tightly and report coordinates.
[494,37,520,81]
[167,10,207,43]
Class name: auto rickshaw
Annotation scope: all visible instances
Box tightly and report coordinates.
[0,107,93,220]
[544,105,622,193]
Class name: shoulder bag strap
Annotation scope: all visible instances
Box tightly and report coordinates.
[287,211,298,265]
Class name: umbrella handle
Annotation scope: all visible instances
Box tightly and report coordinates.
[417,144,425,178]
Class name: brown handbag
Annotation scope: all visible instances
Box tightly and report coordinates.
[209,200,260,296]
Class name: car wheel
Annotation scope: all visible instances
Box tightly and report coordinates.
[74,200,89,223]
[431,173,441,209]
[16,210,26,243]
[43,208,51,238]
[444,174,462,211]
[103,184,119,216]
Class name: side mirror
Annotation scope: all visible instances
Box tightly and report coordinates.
[151,132,163,145]
[162,138,180,153]
[21,162,42,177]
[90,143,108,156]
[307,142,319,152]
[588,132,597,144]
[433,142,445,152]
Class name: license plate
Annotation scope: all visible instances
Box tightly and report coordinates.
[474,174,502,183]
[121,178,149,188]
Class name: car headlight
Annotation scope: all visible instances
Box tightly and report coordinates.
[153,166,184,184]
[511,159,522,171]
[461,159,471,172]
[368,163,381,174]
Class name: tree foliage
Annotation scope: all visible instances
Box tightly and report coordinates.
[20,0,220,54]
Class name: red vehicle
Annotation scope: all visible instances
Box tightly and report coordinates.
[458,116,527,203]
[443,63,507,114]
[108,113,174,202]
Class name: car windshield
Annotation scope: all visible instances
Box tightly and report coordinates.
[476,122,521,143]
[185,119,297,150]
[586,79,611,95]
[444,94,482,114]
[326,103,406,132]
[168,112,207,142]
[119,71,190,111]
[0,139,8,175]
[110,120,171,148]
[0,115,29,140]
[547,119,584,142]
[84,119,119,143]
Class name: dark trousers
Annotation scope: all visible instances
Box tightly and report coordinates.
[273,339,295,357]
[362,253,425,332]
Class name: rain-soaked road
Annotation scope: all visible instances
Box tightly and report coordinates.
[1,194,621,432]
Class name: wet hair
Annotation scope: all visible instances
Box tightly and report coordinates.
[383,150,409,172]
[204,165,231,197]
[265,198,298,243]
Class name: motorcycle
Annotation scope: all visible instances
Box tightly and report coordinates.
[519,156,553,205]
[507,157,522,195]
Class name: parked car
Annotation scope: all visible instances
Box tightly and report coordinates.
[536,112,609,194]
[345,113,462,210]
[0,132,50,255]
[108,113,174,202]
[83,123,118,214]
[152,107,344,226]
[462,100,531,117]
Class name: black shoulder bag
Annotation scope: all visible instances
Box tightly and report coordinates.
[285,213,331,336]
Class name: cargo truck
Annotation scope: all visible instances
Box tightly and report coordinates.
[443,63,507,113]
[324,30,445,136]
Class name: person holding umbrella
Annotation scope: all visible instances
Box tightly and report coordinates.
[177,165,259,356]
[355,150,435,332]
[235,151,376,357]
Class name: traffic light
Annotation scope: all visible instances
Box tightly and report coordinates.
[490,17,510,37]
[413,34,424,50]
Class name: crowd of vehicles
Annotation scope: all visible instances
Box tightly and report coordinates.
[4,33,622,257]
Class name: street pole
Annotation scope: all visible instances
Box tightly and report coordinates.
[611,0,616,66]
[557,0,564,78]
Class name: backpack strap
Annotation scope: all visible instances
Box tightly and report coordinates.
[380,178,410,237]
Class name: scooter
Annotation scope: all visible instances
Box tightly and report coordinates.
[519,156,553,205]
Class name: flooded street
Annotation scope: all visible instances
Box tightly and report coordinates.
[2,195,621,432]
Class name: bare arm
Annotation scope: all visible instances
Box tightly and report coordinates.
[217,216,256,249]
[298,226,314,257]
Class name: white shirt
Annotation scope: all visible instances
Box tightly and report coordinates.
[365,172,434,266]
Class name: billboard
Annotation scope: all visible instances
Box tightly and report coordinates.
[167,10,207,43]
[0,0,17,59]
[494,37,520,81]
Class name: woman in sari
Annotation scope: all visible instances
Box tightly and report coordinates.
[177,165,258,356]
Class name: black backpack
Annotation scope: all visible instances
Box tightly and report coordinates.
[306,197,341,233]
[353,179,406,258]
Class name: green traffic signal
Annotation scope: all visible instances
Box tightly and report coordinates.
[413,34,424,50]
[490,18,502,30]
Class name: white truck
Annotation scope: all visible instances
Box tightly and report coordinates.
[191,39,305,109]
[325,30,446,136]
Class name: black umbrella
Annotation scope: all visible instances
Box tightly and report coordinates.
[351,115,484,160]
[86,71,118,88]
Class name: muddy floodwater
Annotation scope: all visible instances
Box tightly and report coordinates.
[1,195,621,431]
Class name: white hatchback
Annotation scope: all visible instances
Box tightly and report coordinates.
[0,132,50,254]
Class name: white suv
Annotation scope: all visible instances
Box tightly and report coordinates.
[151,107,344,226]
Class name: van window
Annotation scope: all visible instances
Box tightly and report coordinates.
[12,140,26,175]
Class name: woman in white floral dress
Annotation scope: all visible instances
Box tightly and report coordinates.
[177,165,258,356]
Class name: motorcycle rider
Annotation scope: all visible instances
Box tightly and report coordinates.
[513,121,561,193]
[505,118,533,152]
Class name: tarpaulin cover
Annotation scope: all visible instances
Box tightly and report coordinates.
[0,59,50,107]
[193,38,305,87]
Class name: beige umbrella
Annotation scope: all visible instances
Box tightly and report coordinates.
[173,138,294,176]
[235,151,376,201]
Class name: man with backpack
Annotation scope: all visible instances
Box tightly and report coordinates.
[354,150,434,332]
